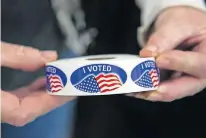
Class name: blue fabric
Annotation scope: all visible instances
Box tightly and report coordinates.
[2,101,76,138]
[2,50,77,138]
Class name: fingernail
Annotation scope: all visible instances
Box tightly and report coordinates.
[40,51,57,62]
[146,45,158,52]
[140,45,158,57]
[146,91,161,101]
[136,91,152,99]
[135,93,147,99]
[134,91,160,101]
[156,57,170,68]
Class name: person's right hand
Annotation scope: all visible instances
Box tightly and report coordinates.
[1,42,76,126]
[134,6,206,102]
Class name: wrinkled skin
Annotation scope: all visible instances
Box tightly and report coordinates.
[133,6,206,102]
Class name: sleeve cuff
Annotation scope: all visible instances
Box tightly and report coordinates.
[137,0,206,47]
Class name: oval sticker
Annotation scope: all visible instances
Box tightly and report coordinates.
[70,64,127,93]
[131,60,160,88]
[46,65,67,93]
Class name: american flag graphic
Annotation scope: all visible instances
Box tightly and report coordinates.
[48,74,64,93]
[74,73,122,93]
[135,69,159,88]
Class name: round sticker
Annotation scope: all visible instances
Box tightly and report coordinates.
[46,65,67,93]
[70,64,127,93]
[131,60,160,88]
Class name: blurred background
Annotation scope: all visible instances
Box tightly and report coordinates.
[1,0,206,138]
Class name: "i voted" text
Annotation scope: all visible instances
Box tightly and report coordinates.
[82,65,112,73]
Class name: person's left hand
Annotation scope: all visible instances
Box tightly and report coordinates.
[130,6,206,102]
[1,42,76,126]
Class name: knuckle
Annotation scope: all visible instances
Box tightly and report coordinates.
[22,46,40,56]
[169,51,187,71]
[16,46,40,58]
[12,113,34,127]
[147,29,171,49]
[148,33,164,46]
[184,54,195,70]
[15,46,24,56]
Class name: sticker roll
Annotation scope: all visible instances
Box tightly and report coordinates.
[46,54,160,96]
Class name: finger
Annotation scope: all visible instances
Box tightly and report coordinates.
[1,42,57,71]
[13,92,76,126]
[156,50,206,78]
[184,33,206,46]
[28,77,46,91]
[11,77,46,99]
[126,90,157,99]
[139,25,194,57]
[135,76,206,102]
[126,71,183,98]
[1,90,20,125]
[192,39,206,54]
[12,87,31,99]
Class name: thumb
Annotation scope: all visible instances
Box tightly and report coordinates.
[140,25,194,57]
[1,42,57,71]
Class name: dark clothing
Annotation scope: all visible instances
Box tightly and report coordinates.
[1,0,64,90]
[2,0,206,138]
[73,0,206,138]
[74,94,206,138]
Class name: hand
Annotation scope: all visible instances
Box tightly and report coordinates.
[1,42,75,126]
[134,6,206,102]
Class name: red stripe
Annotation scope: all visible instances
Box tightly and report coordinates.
[152,78,159,87]
[50,85,63,88]
[99,83,121,89]
[151,76,158,81]
[149,71,158,80]
[149,70,157,75]
[151,76,158,79]
[153,84,158,87]
[152,79,159,83]
[101,87,120,93]
[49,76,60,80]
[49,81,61,84]
[151,76,158,80]
[150,73,158,77]
[95,73,118,81]
[149,70,159,87]
[151,77,158,81]
[51,88,62,93]
[97,79,120,84]
[149,73,157,77]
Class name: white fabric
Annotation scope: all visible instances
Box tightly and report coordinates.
[51,0,98,56]
[52,0,206,53]
[135,0,206,47]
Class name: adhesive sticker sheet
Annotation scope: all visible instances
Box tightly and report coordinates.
[46,54,160,96]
